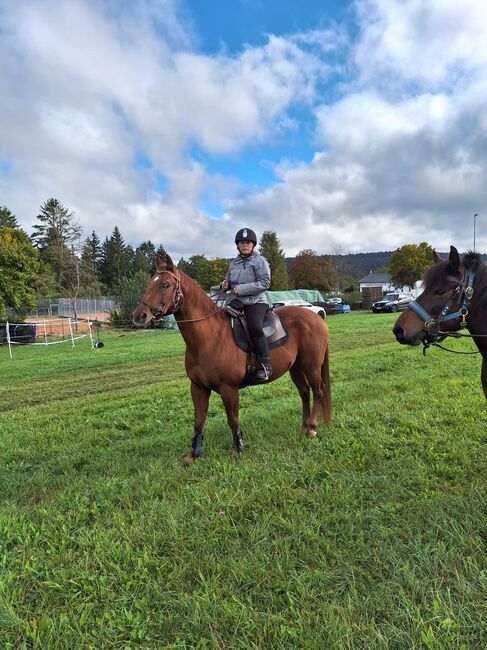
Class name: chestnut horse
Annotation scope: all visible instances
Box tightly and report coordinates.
[393,246,487,398]
[133,254,331,462]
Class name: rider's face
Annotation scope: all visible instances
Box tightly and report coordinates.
[237,240,254,255]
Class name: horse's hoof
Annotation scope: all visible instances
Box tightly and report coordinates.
[183,450,195,464]
[305,429,317,438]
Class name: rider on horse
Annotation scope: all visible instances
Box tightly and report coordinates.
[221,228,272,381]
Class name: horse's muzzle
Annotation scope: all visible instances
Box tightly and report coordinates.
[393,325,424,346]
[132,305,152,328]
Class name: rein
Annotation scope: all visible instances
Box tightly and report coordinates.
[140,273,236,324]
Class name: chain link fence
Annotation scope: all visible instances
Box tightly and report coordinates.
[28,297,118,319]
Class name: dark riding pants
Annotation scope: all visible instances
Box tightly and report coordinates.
[243,303,268,340]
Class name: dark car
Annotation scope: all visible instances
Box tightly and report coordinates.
[371,292,413,313]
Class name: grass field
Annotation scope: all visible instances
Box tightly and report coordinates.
[0,313,486,649]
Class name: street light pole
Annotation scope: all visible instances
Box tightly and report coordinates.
[474,213,479,251]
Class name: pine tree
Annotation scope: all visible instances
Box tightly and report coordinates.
[99,226,131,291]
[81,231,102,276]
[133,240,156,274]
[30,198,82,293]
[259,231,289,290]
[0,205,19,229]
[80,231,103,296]
[156,244,168,263]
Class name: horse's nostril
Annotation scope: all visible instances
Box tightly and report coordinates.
[393,326,405,342]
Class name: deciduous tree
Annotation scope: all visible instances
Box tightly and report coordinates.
[389,242,434,289]
[0,228,40,319]
[178,254,228,290]
[289,249,336,292]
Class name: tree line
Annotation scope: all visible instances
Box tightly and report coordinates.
[1,197,439,321]
[0,199,339,320]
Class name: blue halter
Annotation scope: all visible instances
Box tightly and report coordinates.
[407,267,475,342]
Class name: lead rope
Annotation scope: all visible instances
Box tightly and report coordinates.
[422,329,487,355]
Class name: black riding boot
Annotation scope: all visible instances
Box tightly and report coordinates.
[254,336,272,381]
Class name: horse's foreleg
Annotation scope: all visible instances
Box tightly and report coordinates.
[220,384,244,454]
[183,382,211,464]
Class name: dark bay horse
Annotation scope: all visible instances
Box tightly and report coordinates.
[393,246,487,398]
[133,254,331,462]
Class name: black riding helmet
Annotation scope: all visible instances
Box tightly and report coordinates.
[235,227,257,245]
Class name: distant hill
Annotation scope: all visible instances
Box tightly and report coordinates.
[286,252,391,280]
[286,251,486,280]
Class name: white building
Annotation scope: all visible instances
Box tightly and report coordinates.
[359,272,422,297]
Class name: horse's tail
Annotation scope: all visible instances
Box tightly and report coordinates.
[320,343,332,423]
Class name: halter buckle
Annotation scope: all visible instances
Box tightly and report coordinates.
[425,319,439,337]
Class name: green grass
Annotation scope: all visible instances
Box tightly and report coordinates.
[0,314,486,649]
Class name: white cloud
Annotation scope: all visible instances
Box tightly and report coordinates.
[353,0,487,87]
[228,0,487,255]
[0,0,333,257]
[1,0,487,259]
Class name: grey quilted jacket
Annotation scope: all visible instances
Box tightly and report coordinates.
[225,252,271,305]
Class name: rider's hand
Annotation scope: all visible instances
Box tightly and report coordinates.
[231,287,238,295]
[220,279,229,290]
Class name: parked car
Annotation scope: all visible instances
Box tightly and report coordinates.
[371,293,414,313]
[324,297,343,304]
[272,300,326,319]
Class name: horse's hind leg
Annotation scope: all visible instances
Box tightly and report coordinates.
[290,367,313,437]
[183,382,211,464]
[307,367,325,437]
[220,384,244,455]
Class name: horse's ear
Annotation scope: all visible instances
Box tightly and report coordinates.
[165,254,174,271]
[433,250,441,264]
[155,254,165,272]
[448,246,460,272]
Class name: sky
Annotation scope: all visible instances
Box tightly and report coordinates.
[1,0,487,259]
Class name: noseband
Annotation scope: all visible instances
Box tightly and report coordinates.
[407,267,475,346]
[140,270,183,319]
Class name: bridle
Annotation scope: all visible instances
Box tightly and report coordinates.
[140,270,184,319]
[139,271,236,324]
[407,266,478,354]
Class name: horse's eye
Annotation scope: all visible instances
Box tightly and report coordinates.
[162,282,170,288]
[434,288,448,296]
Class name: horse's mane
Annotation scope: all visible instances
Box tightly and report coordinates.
[464,251,487,311]
[179,269,226,317]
